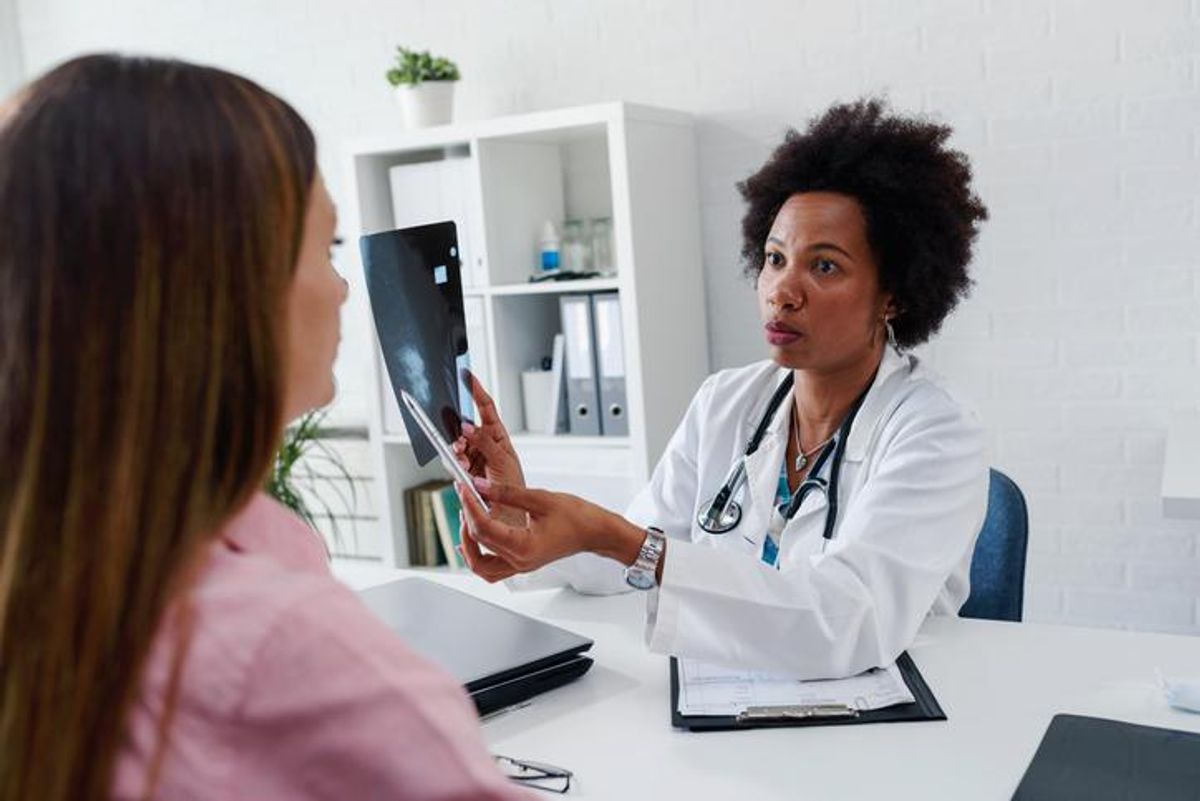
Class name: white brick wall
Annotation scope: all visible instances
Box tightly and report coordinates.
[9,0,1200,634]
[0,0,22,96]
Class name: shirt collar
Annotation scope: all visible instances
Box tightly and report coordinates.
[752,346,913,461]
[219,492,332,575]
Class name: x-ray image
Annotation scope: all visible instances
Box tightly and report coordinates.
[362,221,474,466]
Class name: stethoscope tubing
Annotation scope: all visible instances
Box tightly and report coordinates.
[696,372,870,541]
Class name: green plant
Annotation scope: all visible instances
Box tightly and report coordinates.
[265,407,360,552]
[386,46,460,87]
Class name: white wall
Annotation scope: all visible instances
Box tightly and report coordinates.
[0,0,24,96]
[12,0,1200,634]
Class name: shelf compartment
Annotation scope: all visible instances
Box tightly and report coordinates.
[476,123,615,286]
[475,277,620,297]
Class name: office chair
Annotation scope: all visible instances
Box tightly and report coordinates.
[959,468,1029,622]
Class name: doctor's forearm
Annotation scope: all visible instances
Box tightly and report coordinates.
[588,513,666,583]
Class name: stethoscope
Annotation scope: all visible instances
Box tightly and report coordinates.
[696,372,870,547]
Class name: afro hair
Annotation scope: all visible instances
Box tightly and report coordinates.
[737,98,988,348]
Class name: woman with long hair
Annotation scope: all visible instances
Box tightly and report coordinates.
[0,54,529,801]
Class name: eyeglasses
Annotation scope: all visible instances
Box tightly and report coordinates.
[494,754,573,794]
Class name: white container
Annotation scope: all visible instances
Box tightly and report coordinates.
[394,81,456,128]
[521,369,555,433]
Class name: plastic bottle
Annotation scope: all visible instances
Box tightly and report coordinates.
[539,220,560,272]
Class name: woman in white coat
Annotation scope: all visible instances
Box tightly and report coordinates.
[455,98,990,679]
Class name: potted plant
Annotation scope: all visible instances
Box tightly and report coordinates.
[386,46,460,128]
[266,407,362,555]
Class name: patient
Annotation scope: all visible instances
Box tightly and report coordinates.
[0,55,529,801]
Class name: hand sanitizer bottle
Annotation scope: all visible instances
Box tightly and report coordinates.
[539,220,560,272]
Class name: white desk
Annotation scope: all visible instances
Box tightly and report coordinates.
[334,562,1200,801]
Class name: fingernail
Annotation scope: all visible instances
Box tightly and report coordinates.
[472,476,491,492]
[462,421,476,434]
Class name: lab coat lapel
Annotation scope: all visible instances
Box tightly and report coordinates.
[844,347,913,462]
[739,390,790,551]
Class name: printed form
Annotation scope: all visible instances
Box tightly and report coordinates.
[677,659,915,716]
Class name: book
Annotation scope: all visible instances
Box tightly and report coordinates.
[431,483,465,570]
[404,479,453,566]
[403,484,423,566]
[421,486,443,566]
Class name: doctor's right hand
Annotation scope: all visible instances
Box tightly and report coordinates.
[456,477,649,583]
[452,371,527,528]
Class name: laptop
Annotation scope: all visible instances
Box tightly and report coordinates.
[359,577,594,715]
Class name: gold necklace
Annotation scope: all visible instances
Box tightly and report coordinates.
[792,403,834,472]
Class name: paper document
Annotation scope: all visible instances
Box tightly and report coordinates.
[676,658,915,717]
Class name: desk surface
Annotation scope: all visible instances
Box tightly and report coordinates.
[334,561,1200,801]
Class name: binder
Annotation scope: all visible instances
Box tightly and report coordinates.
[544,333,568,434]
[559,295,601,436]
[590,292,628,436]
[463,296,490,399]
[1012,714,1200,801]
[670,651,945,731]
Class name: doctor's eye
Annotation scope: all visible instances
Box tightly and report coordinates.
[764,250,785,269]
[812,257,839,276]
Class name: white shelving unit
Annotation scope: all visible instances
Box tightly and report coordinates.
[343,102,710,566]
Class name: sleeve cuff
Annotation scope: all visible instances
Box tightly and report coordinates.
[506,551,630,596]
[643,538,688,654]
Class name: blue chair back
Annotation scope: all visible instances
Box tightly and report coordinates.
[960,468,1029,622]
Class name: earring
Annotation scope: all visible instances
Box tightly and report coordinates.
[885,318,899,352]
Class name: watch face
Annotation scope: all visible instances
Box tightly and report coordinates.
[625,569,655,591]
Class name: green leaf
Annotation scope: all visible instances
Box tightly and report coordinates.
[264,406,362,554]
[386,45,460,86]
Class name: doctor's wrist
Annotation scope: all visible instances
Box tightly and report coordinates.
[589,513,649,568]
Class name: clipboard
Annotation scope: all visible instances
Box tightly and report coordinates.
[670,651,946,731]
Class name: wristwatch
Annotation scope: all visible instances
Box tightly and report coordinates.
[624,526,666,590]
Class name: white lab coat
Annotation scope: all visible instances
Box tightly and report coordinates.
[513,346,988,679]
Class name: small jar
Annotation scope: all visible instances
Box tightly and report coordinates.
[561,218,592,272]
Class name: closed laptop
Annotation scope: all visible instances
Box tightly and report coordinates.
[358,577,594,715]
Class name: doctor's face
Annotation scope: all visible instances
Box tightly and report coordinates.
[756,192,892,374]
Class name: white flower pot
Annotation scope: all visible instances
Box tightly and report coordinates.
[394,81,456,128]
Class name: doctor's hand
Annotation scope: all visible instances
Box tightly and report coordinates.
[452,371,527,528]
[456,478,646,582]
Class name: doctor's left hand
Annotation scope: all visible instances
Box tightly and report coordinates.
[456,478,619,581]
[452,370,527,529]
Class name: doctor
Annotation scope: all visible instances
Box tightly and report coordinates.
[455,98,990,679]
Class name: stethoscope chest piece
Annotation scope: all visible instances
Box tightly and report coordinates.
[698,498,742,533]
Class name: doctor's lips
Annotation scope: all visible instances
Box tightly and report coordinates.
[765,320,803,346]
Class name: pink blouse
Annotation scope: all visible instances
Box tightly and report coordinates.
[113,493,530,801]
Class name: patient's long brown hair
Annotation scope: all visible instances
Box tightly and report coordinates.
[0,55,315,801]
